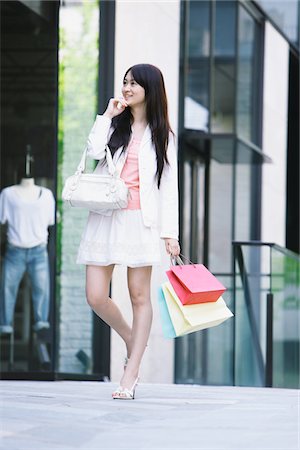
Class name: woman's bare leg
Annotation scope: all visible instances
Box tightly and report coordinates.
[119,266,152,389]
[86,265,132,356]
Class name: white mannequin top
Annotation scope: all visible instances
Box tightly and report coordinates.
[0,184,55,248]
[13,178,41,201]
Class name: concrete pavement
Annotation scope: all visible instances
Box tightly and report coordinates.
[0,380,299,450]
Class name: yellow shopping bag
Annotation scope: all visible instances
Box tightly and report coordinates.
[161,281,233,336]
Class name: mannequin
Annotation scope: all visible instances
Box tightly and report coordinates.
[0,148,55,335]
[13,177,41,202]
[13,146,40,199]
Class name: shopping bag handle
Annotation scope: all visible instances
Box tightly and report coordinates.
[170,254,197,268]
[170,255,184,266]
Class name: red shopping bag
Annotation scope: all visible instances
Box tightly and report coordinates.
[166,257,226,306]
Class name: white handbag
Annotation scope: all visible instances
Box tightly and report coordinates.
[62,145,129,212]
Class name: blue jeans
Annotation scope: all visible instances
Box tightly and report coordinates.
[0,243,50,334]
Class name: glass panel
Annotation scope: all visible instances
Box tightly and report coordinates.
[176,142,207,384]
[211,136,235,163]
[175,332,206,384]
[235,164,251,241]
[256,0,299,48]
[208,157,233,273]
[196,161,205,263]
[271,247,300,388]
[211,1,236,133]
[214,1,236,56]
[182,162,192,260]
[57,0,99,374]
[235,140,262,242]
[181,144,206,262]
[234,245,271,386]
[234,243,300,388]
[236,6,261,144]
[206,275,234,385]
[184,1,210,131]
[0,1,58,373]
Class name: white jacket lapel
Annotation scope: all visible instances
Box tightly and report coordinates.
[140,125,152,149]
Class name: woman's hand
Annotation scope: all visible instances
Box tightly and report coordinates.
[164,238,180,257]
[103,97,128,119]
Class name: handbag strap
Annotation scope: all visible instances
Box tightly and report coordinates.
[105,145,117,176]
[75,145,116,176]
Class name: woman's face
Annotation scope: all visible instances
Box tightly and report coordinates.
[122,71,145,108]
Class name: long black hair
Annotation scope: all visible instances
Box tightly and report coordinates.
[108,64,173,188]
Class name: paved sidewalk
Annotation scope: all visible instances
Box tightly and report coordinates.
[0,381,299,450]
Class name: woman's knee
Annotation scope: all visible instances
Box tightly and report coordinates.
[128,285,150,308]
[127,267,152,307]
[85,265,113,310]
[86,289,109,310]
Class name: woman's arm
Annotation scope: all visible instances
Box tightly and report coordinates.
[159,133,180,256]
[87,98,127,160]
[86,115,112,160]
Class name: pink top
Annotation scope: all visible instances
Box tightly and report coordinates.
[120,137,141,210]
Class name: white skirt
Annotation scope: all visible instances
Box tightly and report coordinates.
[76,209,161,268]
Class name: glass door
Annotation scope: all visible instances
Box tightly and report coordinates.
[176,136,209,383]
[181,142,207,264]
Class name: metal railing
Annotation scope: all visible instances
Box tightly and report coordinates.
[233,241,300,389]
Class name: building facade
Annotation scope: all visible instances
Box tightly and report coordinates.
[0,0,299,388]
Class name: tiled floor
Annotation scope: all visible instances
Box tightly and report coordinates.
[0,381,299,450]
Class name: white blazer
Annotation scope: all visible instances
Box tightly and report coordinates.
[86,115,179,240]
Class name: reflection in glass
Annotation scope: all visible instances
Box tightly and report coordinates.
[235,164,251,241]
[211,1,236,133]
[271,248,300,388]
[184,1,210,131]
[176,144,207,384]
[208,158,233,273]
[256,0,299,47]
[182,162,192,260]
[236,6,260,144]
[235,139,262,242]
[196,161,205,263]
[206,275,234,385]
[58,0,99,374]
[234,247,264,386]
[181,148,206,262]
[234,243,300,388]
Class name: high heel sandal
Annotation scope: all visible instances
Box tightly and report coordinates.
[112,377,139,400]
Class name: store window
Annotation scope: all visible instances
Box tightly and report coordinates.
[0,1,59,375]
[57,0,100,376]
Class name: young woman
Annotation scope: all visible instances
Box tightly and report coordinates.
[77,64,180,399]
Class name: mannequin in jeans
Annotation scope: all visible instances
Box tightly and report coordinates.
[0,170,55,335]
